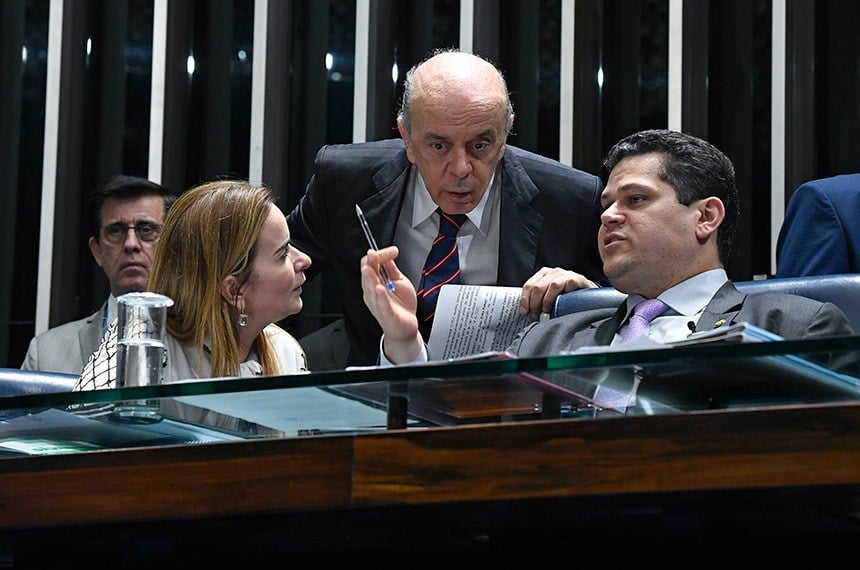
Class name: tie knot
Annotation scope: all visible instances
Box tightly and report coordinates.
[632,298,668,322]
[437,209,467,237]
[620,298,669,343]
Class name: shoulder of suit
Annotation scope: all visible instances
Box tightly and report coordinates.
[318,138,405,161]
[742,290,828,308]
[30,313,96,342]
[503,145,599,185]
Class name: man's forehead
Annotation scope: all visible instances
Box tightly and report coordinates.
[100,195,165,220]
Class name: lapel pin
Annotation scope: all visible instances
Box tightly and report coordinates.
[713,319,726,328]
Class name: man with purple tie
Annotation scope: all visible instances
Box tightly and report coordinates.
[363,129,852,365]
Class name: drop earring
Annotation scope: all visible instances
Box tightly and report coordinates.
[237,296,249,327]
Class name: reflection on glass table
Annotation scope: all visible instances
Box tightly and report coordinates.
[0,336,858,457]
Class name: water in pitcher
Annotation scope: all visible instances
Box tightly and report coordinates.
[111,338,166,424]
[117,338,166,387]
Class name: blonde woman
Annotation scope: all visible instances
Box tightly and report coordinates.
[77,180,311,389]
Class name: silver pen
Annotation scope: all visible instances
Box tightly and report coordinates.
[355,204,395,293]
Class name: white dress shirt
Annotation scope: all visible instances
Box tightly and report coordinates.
[393,164,501,288]
[615,269,729,344]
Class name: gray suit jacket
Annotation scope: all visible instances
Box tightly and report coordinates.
[509,281,854,356]
[288,139,605,367]
[21,303,107,374]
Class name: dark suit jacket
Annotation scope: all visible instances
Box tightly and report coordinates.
[509,281,854,356]
[776,174,860,277]
[288,139,605,366]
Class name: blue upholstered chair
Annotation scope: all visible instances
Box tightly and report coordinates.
[552,274,860,332]
[0,367,78,397]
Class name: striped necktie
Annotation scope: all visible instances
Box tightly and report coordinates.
[417,209,467,338]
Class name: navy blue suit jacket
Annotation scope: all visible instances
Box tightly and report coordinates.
[288,139,605,366]
[776,174,860,277]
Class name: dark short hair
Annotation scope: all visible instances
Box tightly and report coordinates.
[603,129,739,263]
[88,175,177,241]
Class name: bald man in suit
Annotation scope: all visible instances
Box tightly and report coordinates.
[289,49,605,368]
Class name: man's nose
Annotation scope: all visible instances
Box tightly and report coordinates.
[600,203,622,225]
[448,148,473,178]
[123,228,144,249]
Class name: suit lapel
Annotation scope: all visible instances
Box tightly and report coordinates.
[696,281,745,331]
[79,303,107,363]
[359,149,412,247]
[568,306,626,348]
[497,149,542,286]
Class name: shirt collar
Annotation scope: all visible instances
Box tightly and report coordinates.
[105,295,118,330]
[411,167,497,233]
[624,269,729,319]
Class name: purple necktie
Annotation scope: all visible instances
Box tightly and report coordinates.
[621,298,669,343]
[417,209,467,338]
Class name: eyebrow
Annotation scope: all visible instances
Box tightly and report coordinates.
[601,183,649,201]
[104,218,159,226]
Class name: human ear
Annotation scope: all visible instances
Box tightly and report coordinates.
[695,197,725,240]
[397,119,416,164]
[88,237,105,268]
[219,274,241,306]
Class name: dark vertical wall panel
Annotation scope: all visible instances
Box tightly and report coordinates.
[94,0,128,184]
[50,0,90,326]
[288,0,328,202]
[784,0,815,201]
[571,0,602,177]
[261,0,293,206]
[817,0,860,177]
[161,0,193,193]
[472,0,499,63]
[85,0,130,312]
[499,0,539,152]
[284,0,332,339]
[601,0,642,154]
[708,0,756,279]
[366,0,396,141]
[0,0,26,364]
[681,0,709,139]
[198,0,233,179]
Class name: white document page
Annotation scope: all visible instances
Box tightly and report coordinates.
[427,284,539,360]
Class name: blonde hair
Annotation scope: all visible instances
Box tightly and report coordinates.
[148,180,281,377]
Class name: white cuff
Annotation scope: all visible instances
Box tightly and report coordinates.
[377,334,428,366]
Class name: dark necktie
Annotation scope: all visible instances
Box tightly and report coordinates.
[621,298,669,343]
[417,209,467,338]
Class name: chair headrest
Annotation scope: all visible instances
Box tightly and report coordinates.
[0,368,78,397]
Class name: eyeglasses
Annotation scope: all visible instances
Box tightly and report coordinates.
[99,222,163,245]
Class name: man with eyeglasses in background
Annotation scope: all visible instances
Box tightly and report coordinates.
[21,175,176,374]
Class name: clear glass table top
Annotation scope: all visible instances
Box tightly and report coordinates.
[1,335,859,457]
